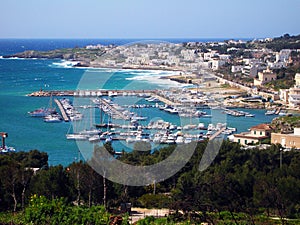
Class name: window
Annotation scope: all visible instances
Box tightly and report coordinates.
[254,131,256,135]
[238,139,240,143]
[245,140,248,144]
[260,131,262,135]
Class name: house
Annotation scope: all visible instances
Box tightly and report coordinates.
[233,124,273,146]
[254,68,277,86]
[276,49,292,63]
[288,73,300,108]
[231,65,244,73]
[279,89,290,104]
[242,64,259,77]
[211,59,226,70]
[271,128,300,149]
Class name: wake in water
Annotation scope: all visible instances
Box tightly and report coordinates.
[51,60,80,68]
[125,70,193,89]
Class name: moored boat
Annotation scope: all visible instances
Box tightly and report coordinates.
[29,107,56,117]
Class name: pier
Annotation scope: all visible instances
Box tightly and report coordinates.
[209,127,226,141]
[275,107,281,115]
[98,98,130,120]
[27,89,155,97]
[54,99,70,122]
[151,93,180,106]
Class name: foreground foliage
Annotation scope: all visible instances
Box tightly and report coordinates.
[0,142,300,224]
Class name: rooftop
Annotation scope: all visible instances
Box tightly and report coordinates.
[250,123,273,131]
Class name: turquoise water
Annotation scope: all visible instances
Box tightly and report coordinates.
[0,39,277,166]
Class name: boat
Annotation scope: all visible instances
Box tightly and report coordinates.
[265,110,276,115]
[44,113,62,123]
[184,137,193,144]
[146,97,160,102]
[88,135,101,142]
[131,116,148,121]
[164,107,179,114]
[183,124,197,130]
[175,136,184,144]
[126,137,136,143]
[201,114,212,118]
[29,107,56,117]
[29,92,56,117]
[0,146,16,153]
[198,123,206,130]
[105,136,113,143]
[245,113,255,117]
[66,134,89,140]
[79,129,101,135]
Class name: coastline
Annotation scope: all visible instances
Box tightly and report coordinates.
[3,38,299,112]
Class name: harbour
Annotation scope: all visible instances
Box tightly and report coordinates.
[0,56,279,165]
[26,85,284,154]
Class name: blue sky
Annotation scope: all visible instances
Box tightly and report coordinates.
[0,0,299,39]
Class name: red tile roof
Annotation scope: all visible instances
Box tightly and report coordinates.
[250,123,273,131]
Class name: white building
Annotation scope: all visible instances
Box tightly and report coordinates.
[242,64,259,78]
[276,49,292,62]
[267,61,287,69]
[211,60,226,70]
[219,54,231,61]
[276,49,290,63]
[231,65,244,73]
[203,51,218,61]
[288,73,300,108]
[279,89,290,104]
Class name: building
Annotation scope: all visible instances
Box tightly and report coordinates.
[276,49,292,63]
[233,124,273,146]
[211,59,226,70]
[231,65,244,73]
[254,68,277,86]
[279,89,290,104]
[242,64,259,78]
[288,73,300,108]
[271,128,300,149]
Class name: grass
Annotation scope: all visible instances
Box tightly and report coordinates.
[0,211,25,225]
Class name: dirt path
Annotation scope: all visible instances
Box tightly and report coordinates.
[129,207,170,224]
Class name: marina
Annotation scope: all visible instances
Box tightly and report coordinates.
[60,93,236,147]
[26,86,283,151]
[0,53,280,165]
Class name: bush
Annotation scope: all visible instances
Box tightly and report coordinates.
[138,194,171,209]
[24,195,112,225]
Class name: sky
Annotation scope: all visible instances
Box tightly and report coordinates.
[0,0,299,39]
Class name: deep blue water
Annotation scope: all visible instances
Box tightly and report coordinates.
[0,39,274,166]
[0,38,251,56]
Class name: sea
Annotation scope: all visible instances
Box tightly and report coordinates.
[0,38,278,166]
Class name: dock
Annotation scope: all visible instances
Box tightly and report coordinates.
[209,127,226,141]
[275,107,281,115]
[151,94,180,106]
[99,98,130,120]
[54,99,70,122]
[27,89,155,97]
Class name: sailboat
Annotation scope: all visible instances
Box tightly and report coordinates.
[29,92,56,117]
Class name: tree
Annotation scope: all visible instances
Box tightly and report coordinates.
[29,165,70,200]
[0,159,21,211]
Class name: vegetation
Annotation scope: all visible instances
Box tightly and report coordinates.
[271,115,300,133]
[265,34,300,52]
[0,142,300,224]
